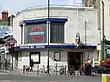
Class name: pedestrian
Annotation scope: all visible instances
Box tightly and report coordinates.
[79,64,85,75]
[30,59,34,72]
[85,58,92,76]
[4,59,7,70]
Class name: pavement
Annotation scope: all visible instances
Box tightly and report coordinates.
[0,74,101,82]
[0,69,41,76]
[0,69,23,75]
[0,69,101,82]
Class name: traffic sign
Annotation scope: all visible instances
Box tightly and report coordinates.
[5,36,17,46]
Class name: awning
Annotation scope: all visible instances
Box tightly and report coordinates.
[19,18,68,25]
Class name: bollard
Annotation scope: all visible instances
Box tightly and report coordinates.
[37,65,39,75]
[102,74,110,82]
[65,66,66,75]
[23,65,25,74]
[55,63,57,76]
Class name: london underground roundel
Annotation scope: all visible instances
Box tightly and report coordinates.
[5,37,17,46]
[29,25,44,41]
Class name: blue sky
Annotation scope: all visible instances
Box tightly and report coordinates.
[0,0,82,15]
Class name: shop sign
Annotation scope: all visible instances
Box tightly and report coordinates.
[29,25,44,41]
[19,45,45,49]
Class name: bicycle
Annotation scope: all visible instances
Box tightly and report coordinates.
[67,66,75,76]
[59,65,66,75]
[39,65,55,75]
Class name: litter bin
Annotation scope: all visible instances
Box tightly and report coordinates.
[102,74,110,82]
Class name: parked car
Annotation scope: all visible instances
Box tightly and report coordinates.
[100,58,110,74]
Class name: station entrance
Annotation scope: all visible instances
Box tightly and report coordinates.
[68,52,83,70]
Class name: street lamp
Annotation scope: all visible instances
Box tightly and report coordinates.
[101,1,105,60]
[47,0,50,74]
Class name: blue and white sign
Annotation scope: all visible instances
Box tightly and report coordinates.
[19,45,45,49]
[14,45,96,50]
[29,32,44,36]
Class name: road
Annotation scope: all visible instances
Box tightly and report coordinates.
[0,71,101,82]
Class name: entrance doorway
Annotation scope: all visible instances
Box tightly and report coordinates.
[68,52,83,70]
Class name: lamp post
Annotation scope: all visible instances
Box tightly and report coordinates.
[47,0,50,74]
[101,1,105,60]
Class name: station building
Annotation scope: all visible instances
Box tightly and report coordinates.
[12,7,99,70]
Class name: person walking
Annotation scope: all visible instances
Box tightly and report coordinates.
[85,58,92,76]
[30,59,34,72]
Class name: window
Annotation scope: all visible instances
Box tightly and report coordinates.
[54,52,61,61]
[50,23,64,43]
[24,24,47,44]
[30,52,40,64]
[21,26,23,44]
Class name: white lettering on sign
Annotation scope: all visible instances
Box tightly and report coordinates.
[35,46,45,48]
[30,46,34,49]
[20,46,29,49]
[20,46,45,49]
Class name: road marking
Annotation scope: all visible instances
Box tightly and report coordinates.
[0,73,8,75]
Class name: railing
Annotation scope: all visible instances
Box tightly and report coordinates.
[23,65,78,76]
[0,62,12,71]
[22,64,110,76]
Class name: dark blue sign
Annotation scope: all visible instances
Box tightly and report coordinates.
[19,45,45,49]
[15,45,96,50]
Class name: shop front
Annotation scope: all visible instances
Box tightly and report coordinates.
[14,45,97,70]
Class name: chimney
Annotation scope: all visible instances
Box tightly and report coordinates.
[2,10,8,21]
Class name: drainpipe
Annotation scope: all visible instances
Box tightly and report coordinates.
[85,21,87,46]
